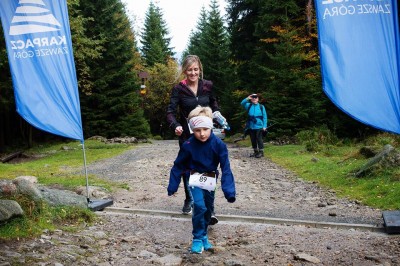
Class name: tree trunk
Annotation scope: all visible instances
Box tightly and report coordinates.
[355,144,395,177]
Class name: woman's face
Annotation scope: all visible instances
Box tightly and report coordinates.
[250,96,259,104]
[193,127,211,142]
[185,62,200,83]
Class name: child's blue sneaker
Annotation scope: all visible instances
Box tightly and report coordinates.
[202,236,213,250]
[191,239,204,254]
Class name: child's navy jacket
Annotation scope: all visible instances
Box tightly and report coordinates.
[168,132,236,201]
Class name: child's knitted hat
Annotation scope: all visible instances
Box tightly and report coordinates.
[189,116,213,130]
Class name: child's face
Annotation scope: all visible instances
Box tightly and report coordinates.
[193,127,211,142]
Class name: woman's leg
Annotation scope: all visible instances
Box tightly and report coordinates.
[182,175,193,214]
[256,129,264,150]
[249,129,258,156]
[255,129,264,158]
[209,190,218,225]
[179,138,193,214]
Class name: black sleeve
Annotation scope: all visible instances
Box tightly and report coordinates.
[166,86,181,130]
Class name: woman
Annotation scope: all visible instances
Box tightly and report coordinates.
[241,93,268,158]
[166,55,220,224]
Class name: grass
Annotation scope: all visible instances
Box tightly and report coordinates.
[0,197,96,239]
[0,139,136,239]
[0,139,134,190]
[228,133,400,210]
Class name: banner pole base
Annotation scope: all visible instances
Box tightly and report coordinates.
[81,142,113,211]
[88,199,114,211]
[382,210,400,234]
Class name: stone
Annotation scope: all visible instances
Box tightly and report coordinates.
[14,176,38,184]
[39,187,87,208]
[156,254,182,265]
[0,180,17,196]
[294,253,321,264]
[139,250,159,259]
[0,200,24,222]
[13,178,43,201]
[75,186,111,199]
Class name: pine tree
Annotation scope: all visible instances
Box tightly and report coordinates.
[183,6,208,61]
[202,0,236,120]
[140,1,174,67]
[226,0,261,86]
[79,0,150,138]
[68,0,103,95]
[263,22,326,136]
[0,24,16,150]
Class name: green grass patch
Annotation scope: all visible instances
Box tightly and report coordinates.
[0,139,134,190]
[0,139,135,239]
[265,144,400,210]
[0,194,97,239]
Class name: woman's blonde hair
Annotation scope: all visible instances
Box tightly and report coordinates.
[188,106,212,119]
[180,55,204,80]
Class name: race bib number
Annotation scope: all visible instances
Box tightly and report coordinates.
[189,172,216,191]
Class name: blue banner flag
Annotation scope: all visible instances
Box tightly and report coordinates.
[0,0,83,141]
[315,0,400,134]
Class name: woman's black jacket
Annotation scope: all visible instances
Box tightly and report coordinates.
[166,79,220,141]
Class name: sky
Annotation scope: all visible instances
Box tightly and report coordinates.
[121,0,227,54]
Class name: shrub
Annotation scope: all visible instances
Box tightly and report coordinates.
[364,132,400,148]
[296,126,339,152]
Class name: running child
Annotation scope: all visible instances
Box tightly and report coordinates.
[167,106,236,253]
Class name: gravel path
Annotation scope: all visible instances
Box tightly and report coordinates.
[1,140,399,266]
[87,140,382,225]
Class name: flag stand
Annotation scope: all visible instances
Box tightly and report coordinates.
[82,142,113,211]
[382,210,400,234]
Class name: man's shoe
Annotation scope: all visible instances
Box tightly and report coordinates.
[191,239,204,254]
[210,214,219,225]
[255,150,264,158]
[202,236,213,250]
[182,200,192,215]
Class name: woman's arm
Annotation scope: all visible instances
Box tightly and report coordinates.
[262,105,268,129]
[166,86,181,130]
[241,97,250,109]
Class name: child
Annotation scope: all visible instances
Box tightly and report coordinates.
[167,106,236,254]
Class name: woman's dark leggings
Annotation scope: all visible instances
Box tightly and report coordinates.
[179,138,192,202]
[249,129,264,150]
[182,175,192,201]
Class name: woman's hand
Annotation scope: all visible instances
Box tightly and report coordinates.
[175,126,183,136]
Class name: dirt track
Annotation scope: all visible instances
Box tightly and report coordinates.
[2,140,400,265]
